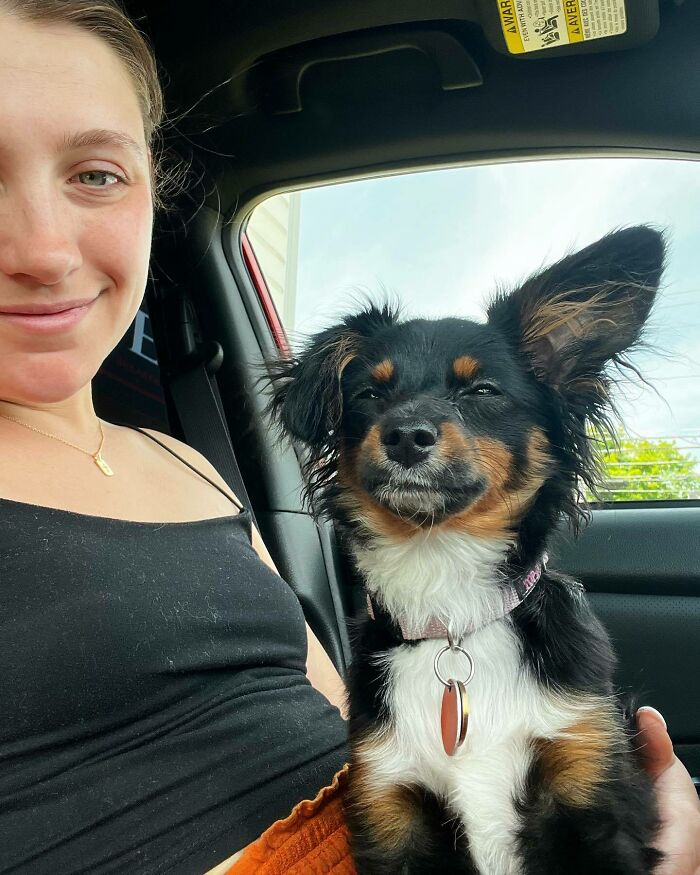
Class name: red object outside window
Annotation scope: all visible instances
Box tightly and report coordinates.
[241,232,290,355]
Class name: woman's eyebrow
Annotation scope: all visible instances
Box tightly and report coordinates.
[59,128,146,159]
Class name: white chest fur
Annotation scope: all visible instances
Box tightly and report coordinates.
[354,531,594,875]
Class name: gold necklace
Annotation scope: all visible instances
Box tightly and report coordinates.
[0,413,114,476]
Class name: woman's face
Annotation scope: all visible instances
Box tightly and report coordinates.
[0,14,153,406]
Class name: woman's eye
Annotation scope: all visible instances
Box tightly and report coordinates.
[74,169,125,188]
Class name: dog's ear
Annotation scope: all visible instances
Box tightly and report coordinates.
[487,226,665,392]
[268,303,398,448]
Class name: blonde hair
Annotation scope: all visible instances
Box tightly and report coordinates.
[0,0,175,210]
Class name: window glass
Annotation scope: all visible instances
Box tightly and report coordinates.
[246,158,700,502]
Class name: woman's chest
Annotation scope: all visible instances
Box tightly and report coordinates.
[0,514,305,739]
[0,436,236,524]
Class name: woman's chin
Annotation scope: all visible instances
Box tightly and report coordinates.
[1,358,99,406]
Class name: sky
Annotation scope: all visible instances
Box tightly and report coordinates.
[266,157,700,461]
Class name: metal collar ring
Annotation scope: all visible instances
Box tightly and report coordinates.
[433,643,475,689]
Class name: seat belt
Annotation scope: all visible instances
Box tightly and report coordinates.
[145,278,256,525]
[168,353,257,528]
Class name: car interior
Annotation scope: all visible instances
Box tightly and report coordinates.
[111,0,699,781]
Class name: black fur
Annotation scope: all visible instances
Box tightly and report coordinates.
[348,784,477,875]
[517,703,663,875]
[512,571,615,695]
[269,226,666,874]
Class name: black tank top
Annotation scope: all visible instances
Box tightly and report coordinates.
[0,426,348,874]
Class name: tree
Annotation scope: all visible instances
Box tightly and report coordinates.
[586,430,700,502]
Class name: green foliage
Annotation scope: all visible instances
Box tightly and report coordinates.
[586,430,700,502]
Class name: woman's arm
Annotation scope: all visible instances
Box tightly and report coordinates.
[250,526,347,717]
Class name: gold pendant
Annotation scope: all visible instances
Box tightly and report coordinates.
[94,453,114,476]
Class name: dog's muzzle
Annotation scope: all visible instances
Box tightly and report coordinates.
[360,404,486,519]
[380,414,438,468]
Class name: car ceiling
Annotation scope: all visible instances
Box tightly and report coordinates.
[125,0,699,215]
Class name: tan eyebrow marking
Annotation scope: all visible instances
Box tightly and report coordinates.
[59,129,146,160]
[453,355,480,380]
[371,359,395,383]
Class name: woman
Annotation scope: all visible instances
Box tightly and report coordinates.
[0,3,696,874]
[0,3,347,873]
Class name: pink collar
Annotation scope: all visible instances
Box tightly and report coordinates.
[366,556,547,641]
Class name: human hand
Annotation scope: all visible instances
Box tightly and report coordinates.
[636,706,700,875]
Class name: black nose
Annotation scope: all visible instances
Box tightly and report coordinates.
[381,421,438,467]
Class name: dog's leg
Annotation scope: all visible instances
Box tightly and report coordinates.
[518,733,663,875]
[518,802,662,875]
[344,766,477,874]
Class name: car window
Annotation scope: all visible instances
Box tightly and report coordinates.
[245,157,700,503]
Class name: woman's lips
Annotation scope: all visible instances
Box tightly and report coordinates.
[0,299,96,333]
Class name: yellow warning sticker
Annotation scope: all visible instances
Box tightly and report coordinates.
[497,0,627,54]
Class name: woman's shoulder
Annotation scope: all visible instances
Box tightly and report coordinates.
[127,426,242,507]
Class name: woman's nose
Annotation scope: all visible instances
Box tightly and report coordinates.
[0,191,83,286]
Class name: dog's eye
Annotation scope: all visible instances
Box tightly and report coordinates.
[355,388,380,401]
[465,382,502,397]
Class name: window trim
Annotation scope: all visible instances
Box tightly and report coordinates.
[239,153,700,509]
[240,231,289,355]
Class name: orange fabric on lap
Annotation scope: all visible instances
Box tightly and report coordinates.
[226,765,356,874]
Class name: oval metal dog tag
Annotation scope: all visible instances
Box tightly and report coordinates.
[440,679,468,756]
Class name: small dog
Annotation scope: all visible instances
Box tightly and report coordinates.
[269,226,665,874]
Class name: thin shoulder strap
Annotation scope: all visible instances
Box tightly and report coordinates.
[130,425,245,513]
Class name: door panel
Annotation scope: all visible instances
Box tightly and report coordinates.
[550,506,700,775]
